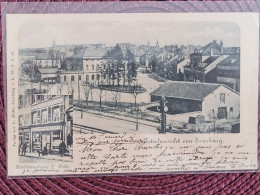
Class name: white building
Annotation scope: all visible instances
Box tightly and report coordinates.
[150,81,240,121]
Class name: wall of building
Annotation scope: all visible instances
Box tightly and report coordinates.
[151,95,202,114]
[217,76,240,92]
[202,85,240,121]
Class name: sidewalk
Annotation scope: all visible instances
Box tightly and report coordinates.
[20,152,73,162]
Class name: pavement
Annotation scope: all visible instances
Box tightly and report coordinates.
[19,152,73,163]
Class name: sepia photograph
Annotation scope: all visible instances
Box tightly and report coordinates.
[18,19,240,135]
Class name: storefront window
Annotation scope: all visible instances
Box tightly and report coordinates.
[52,130,62,150]
[32,132,41,152]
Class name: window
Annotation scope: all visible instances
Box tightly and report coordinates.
[32,95,36,104]
[220,93,225,103]
[230,107,233,112]
[71,75,74,82]
[79,75,81,81]
[37,110,41,124]
[24,96,29,107]
[53,106,60,122]
[48,107,52,122]
[19,96,23,108]
[92,74,95,80]
[86,75,89,82]
[86,65,89,70]
[97,74,100,80]
[19,115,23,126]
[41,109,48,124]
[32,112,37,124]
[24,114,29,126]
[64,76,66,81]
[92,65,94,70]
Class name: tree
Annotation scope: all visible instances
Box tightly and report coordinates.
[150,55,157,73]
[129,81,145,108]
[103,45,124,86]
[82,82,94,106]
[96,84,107,108]
[111,90,121,110]
[125,49,137,86]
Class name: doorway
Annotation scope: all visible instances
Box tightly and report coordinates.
[218,107,227,119]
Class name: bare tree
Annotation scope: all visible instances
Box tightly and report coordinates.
[111,90,121,110]
[129,81,145,108]
[82,82,94,106]
[96,84,107,108]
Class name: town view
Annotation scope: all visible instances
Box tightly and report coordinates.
[19,39,240,137]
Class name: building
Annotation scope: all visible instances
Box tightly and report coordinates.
[59,48,107,85]
[150,81,240,121]
[38,68,58,84]
[184,51,229,83]
[217,53,240,92]
[18,95,72,154]
[35,52,61,69]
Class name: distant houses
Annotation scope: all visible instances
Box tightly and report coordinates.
[150,81,240,121]
[139,40,240,92]
[19,40,240,94]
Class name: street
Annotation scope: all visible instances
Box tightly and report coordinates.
[74,109,160,134]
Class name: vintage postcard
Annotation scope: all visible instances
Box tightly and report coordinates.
[5,12,259,177]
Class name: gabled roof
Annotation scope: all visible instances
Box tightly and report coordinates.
[68,50,85,59]
[217,53,240,67]
[35,53,53,60]
[38,68,58,74]
[83,48,107,58]
[150,81,222,101]
[68,48,107,59]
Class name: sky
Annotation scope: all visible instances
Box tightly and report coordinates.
[18,15,240,49]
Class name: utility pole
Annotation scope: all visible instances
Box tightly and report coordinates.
[77,66,80,100]
[159,96,168,134]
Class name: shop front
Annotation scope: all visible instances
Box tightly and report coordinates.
[31,124,64,154]
[19,128,31,155]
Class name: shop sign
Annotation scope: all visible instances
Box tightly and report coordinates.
[31,125,62,132]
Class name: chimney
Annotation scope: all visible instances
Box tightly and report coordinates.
[210,47,213,56]
[220,40,223,54]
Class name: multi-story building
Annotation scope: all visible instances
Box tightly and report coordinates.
[18,95,72,154]
[59,48,107,85]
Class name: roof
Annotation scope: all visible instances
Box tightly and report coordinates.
[68,48,107,59]
[35,53,53,60]
[203,56,218,64]
[83,48,107,58]
[150,81,222,101]
[38,68,58,74]
[217,53,240,67]
[201,41,222,55]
